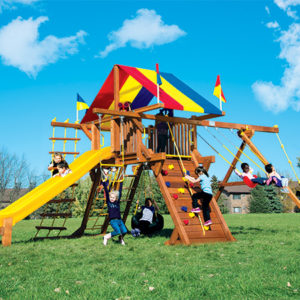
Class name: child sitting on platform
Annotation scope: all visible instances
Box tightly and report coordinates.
[234,163,267,186]
[54,161,72,177]
[102,181,127,246]
[184,165,213,226]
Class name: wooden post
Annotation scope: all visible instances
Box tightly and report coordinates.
[215,140,247,202]
[91,124,100,150]
[239,130,269,165]
[2,217,13,247]
[71,167,101,237]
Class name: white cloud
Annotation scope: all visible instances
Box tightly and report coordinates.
[274,0,300,19]
[252,23,300,113]
[0,16,87,77]
[266,21,280,29]
[265,6,271,14]
[99,8,186,58]
[0,0,38,12]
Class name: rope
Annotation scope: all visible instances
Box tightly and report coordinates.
[167,122,186,174]
[274,127,300,184]
[197,131,240,172]
[204,127,243,164]
[218,128,268,175]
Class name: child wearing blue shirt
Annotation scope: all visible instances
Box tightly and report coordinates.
[102,181,127,246]
[185,165,213,226]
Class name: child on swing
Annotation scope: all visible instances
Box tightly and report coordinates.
[102,180,127,246]
[184,165,213,226]
[234,163,267,186]
[265,163,289,192]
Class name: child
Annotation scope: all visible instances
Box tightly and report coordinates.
[234,163,267,186]
[53,161,72,177]
[184,165,213,226]
[265,163,289,192]
[131,198,155,236]
[102,181,127,246]
[155,109,169,153]
[48,152,65,177]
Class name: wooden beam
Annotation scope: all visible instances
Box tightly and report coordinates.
[91,124,100,150]
[191,111,226,121]
[93,108,140,118]
[81,124,92,140]
[221,181,246,187]
[51,121,81,129]
[287,186,300,208]
[124,153,166,165]
[2,217,13,247]
[215,139,248,202]
[138,113,279,133]
[239,131,269,165]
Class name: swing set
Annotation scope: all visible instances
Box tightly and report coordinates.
[1,64,300,247]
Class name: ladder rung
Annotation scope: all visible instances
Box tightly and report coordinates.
[35,226,67,231]
[40,213,72,218]
[125,175,138,177]
[48,198,76,204]
[95,198,106,200]
[49,151,80,155]
[49,137,81,141]
[122,187,136,190]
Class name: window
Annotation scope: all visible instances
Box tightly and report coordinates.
[233,207,242,213]
[233,194,241,200]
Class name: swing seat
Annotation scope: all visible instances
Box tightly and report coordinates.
[131,212,164,234]
[243,175,257,188]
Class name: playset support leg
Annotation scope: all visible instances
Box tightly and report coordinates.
[71,167,102,237]
[1,217,13,247]
[215,138,248,202]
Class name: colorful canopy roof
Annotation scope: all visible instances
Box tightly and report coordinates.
[81,65,222,124]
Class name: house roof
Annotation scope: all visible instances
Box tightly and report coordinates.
[81,64,222,124]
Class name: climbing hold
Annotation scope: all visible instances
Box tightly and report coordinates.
[189,183,194,188]
[182,177,188,182]
[166,181,171,187]
[204,225,210,231]
[181,206,187,212]
[168,164,174,170]
[183,219,189,225]
[178,188,185,194]
[173,194,178,200]
[186,170,190,175]
[189,212,195,218]
[161,170,168,176]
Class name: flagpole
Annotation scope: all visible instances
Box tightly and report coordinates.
[157,84,160,104]
[76,109,78,122]
[219,94,222,111]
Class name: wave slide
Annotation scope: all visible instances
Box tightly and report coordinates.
[0,147,112,227]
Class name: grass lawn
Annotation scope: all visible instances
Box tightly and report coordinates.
[0,214,300,299]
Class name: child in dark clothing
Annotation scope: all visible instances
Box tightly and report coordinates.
[102,181,127,246]
[155,109,169,153]
[131,198,155,236]
[48,152,65,177]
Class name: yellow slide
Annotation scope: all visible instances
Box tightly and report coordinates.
[0,147,112,227]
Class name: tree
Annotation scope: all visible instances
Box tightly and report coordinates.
[264,185,283,213]
[249,185,270,213]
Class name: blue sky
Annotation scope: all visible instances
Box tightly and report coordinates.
[0,0,300,180]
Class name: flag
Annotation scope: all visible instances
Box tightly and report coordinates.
[213,75,226,103]
[76,93,89,111]
[156,63,162,86]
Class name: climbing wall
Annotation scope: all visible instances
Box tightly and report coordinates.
[154,157,235,245]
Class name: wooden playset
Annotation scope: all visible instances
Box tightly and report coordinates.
[1,64,300,246]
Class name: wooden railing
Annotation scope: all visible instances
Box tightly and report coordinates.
[146,123,197,156]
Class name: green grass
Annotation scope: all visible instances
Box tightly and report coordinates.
[0,214,300,299]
